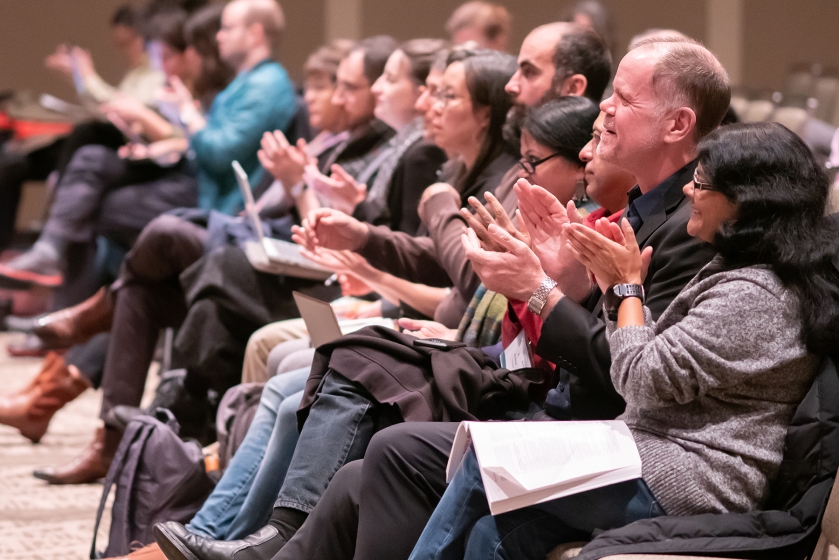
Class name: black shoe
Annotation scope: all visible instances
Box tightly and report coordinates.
[154,522,284,560]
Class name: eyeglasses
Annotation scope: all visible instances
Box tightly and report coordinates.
[432,89,460,107]
[692,168,722,192]
[518,152,563,174]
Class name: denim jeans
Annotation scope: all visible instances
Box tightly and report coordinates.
[187,367,309,539]
[275,370,389,514]
[409,448,665,560]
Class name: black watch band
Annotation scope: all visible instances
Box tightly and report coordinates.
[604,283,645,321]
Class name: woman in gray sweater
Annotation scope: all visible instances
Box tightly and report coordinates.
[407,122,839,560]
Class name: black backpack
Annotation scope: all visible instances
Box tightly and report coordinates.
[90,409,216,558]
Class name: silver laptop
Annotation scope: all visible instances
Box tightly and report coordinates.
[292,292,344,348]
[232,161,331,280]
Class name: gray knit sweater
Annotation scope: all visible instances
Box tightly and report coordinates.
[606,257,820,517]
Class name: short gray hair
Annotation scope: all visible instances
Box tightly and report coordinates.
[633,37,731,140]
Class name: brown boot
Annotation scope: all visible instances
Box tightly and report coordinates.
[33,424,120,484]
[0,352,91,443]
[31,286,114,348]
[109,542,166,559]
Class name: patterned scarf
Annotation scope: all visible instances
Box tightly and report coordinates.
[456,284,508,348]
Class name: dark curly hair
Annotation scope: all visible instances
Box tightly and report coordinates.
[698,122,839,356]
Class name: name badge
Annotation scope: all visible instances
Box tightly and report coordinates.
[500,330,532,370]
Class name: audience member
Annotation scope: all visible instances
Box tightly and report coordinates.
[562,0,615,57]
[0,0,299,484]
[446,1,511,51]
[0,0,295,290]
[258,105,635,560]
[46,4,165,105]
[407,120,839,560]
[257,36,727,560]
[152,49,519,560]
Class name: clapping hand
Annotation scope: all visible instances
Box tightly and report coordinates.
[564,218,652,293]
[291,208,369,252]
[305,164,366,214]
[460,191,530,252]
[258,130,312,189]
[515,178,592,302]
[461,224,546,302]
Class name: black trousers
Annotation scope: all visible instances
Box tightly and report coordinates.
[0,120,124,251]
[98,214,208,419]
[274,422,458,560]
[44,144,197,248]
[175,245,340,400]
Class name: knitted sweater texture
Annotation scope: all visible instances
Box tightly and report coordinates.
[607,257,819,516]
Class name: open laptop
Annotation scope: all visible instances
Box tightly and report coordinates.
[233,161,332,280]
[292,292,397,348]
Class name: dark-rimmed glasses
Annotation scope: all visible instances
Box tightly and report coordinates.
[692,168,722,192]
[518,152,563,174]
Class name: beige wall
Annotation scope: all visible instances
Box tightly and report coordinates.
[0,0,836,98]
[743,0,839,92]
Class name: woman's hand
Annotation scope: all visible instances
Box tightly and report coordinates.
[305,164,366,214]
[397,318,458,340]
[338,273,374,298]
[563,218,652,293]
[460,191,529,252]
[291,208,370,252]
[299,246,368,276]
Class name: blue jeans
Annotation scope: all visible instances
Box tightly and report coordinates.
[275,370,392,513]
[409,448,665,560]
[187,367,309,539]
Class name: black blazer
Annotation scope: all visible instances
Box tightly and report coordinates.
[536,161,717,420]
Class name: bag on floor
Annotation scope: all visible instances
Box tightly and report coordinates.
[216,382,265,470]
[89,408,216,558]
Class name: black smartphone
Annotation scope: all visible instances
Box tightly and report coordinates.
[412,338,467,351]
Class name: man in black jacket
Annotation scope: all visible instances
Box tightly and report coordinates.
[220,37,730,560]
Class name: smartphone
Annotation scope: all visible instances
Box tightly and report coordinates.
[412,338,467,351]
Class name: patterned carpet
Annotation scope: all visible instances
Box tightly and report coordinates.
[0,333,158,560]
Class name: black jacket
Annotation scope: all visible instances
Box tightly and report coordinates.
[536,161,716,420]
[576,356,839,560]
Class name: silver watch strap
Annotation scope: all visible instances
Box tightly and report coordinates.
[527,276,558,315]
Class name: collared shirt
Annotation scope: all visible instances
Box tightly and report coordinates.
[623,160,697,234]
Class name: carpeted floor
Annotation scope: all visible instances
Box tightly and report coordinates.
[0,332,158,560]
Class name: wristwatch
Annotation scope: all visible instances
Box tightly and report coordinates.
[527,277,558,315]
[604,283,645,321]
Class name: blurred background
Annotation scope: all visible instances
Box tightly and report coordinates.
[2,0,838,101]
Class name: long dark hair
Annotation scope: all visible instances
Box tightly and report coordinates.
[522,96,598,167]
[185,4,235,108]
[455,49,517,199]
[699,122,839,356]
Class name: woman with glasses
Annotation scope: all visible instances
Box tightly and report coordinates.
[407,122,839,560]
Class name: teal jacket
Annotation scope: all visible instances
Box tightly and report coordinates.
[191,59,295,215]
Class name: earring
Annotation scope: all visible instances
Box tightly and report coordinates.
[573,178,588,202]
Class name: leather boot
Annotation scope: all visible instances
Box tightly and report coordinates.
[33,424,120,484]
[0,352,91,443]
[31,286,115,348]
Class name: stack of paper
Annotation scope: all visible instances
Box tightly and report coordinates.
[446,421,642,515]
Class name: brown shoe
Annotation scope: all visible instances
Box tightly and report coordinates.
[109,542,166,560]
[33,425,120,484]
[0,352,91,443]
[32,286,114,348]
